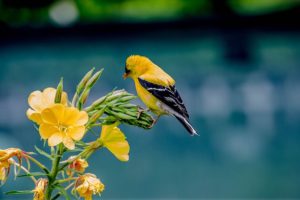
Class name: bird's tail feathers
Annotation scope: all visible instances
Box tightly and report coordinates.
[175,116,198,136]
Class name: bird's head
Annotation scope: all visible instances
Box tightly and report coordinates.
[123,55,152,79]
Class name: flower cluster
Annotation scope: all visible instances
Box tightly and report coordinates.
[1,68,155,200]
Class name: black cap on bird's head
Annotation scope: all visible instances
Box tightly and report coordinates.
[123,66,130,79]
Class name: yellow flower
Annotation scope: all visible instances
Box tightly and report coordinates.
[33,178,48,200]
[99,123,130,162]
[0,148,24,162]
[66,156,88,176]
[39,104,88,150]
[0,148,27,184]
[75,173,104,200]
[27,87,68,124]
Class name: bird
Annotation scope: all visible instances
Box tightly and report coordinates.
[123,55,198,136]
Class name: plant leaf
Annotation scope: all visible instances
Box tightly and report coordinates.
[6,190,33,195]
[54,185,71,200]
[35,146,53,160]
[17,172,46,178]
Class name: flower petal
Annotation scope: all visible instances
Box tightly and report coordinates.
[28,91,44,112]
[61,92,68,105]
[100,123,118,141]
[104,127,126,143]
[100,124,129,161]
[48,133,63,147]
[50,104,65,122]
[105,141,130,162]
[76,111,89,126]
[43,87,68,105]
[39,123,58,139]
[26,109,43,124]
[41,108,56,124]
[62,107,79,125]
[41,104,65,124]
[63,136,75,150]
[42,88,57,105]
[68,126,85,141]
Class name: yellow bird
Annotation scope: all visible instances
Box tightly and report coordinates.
[123,55,198,136]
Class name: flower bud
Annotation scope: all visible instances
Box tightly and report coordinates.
[88,107,106,124]
[85,69,103,89]
[54,78,63,103]
[78,88,91,109]
[76,68,95,94]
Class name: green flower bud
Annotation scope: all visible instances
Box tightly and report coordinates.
[78,88,91,109]
[106,109,136,120]
[88,107,106,124]
[76,68,95,94]
[85,69,103,89]
[55,78,63,103]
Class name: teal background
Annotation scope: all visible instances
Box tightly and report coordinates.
[1,0,300,199]
[1,30,300,199]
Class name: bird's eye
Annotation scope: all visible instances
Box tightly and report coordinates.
[125,67,130,74]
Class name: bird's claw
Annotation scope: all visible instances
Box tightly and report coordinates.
[137,107,150,119]
[148,116,159,129]
[136,106,144,119]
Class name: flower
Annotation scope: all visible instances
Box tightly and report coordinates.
[33,178,48,200]
[75,173,104,200]
[0,148,25,162]
[0,148,25,184]
[99,123,130,162]
[66,156,88,176]
[39,104,88,150]
[27,87,68,124]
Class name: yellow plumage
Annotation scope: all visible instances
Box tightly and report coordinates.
[123,55,197,135]
[125,55,174,115]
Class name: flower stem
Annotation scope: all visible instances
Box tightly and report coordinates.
[45,145,64,200]
[58,140,103,171]
[54,177,77,185]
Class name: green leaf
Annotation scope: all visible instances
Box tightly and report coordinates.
[54,185,71,200]
[35,146,53,160]
[5,190,33,195]
[17,172,46,178]
[68,148,84,153]
[75,140,88,147]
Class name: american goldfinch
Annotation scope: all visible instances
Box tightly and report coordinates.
[123,55,197,136]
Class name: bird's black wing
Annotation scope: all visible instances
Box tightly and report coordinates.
[138,78,189,119]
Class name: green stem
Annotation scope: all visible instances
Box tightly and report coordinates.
[58,140,103,171]
[45,145,64,200]
[54,177,77,185]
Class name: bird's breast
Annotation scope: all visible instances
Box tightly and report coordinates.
[134,79,166,115]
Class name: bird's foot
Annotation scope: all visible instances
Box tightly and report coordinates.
[148,116,160,129]
[136,106,144,119]
[137,107,150,119]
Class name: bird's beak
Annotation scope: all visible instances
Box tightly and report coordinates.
[123,73,128,79]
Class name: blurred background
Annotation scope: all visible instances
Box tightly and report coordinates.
[1,0,300,199]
